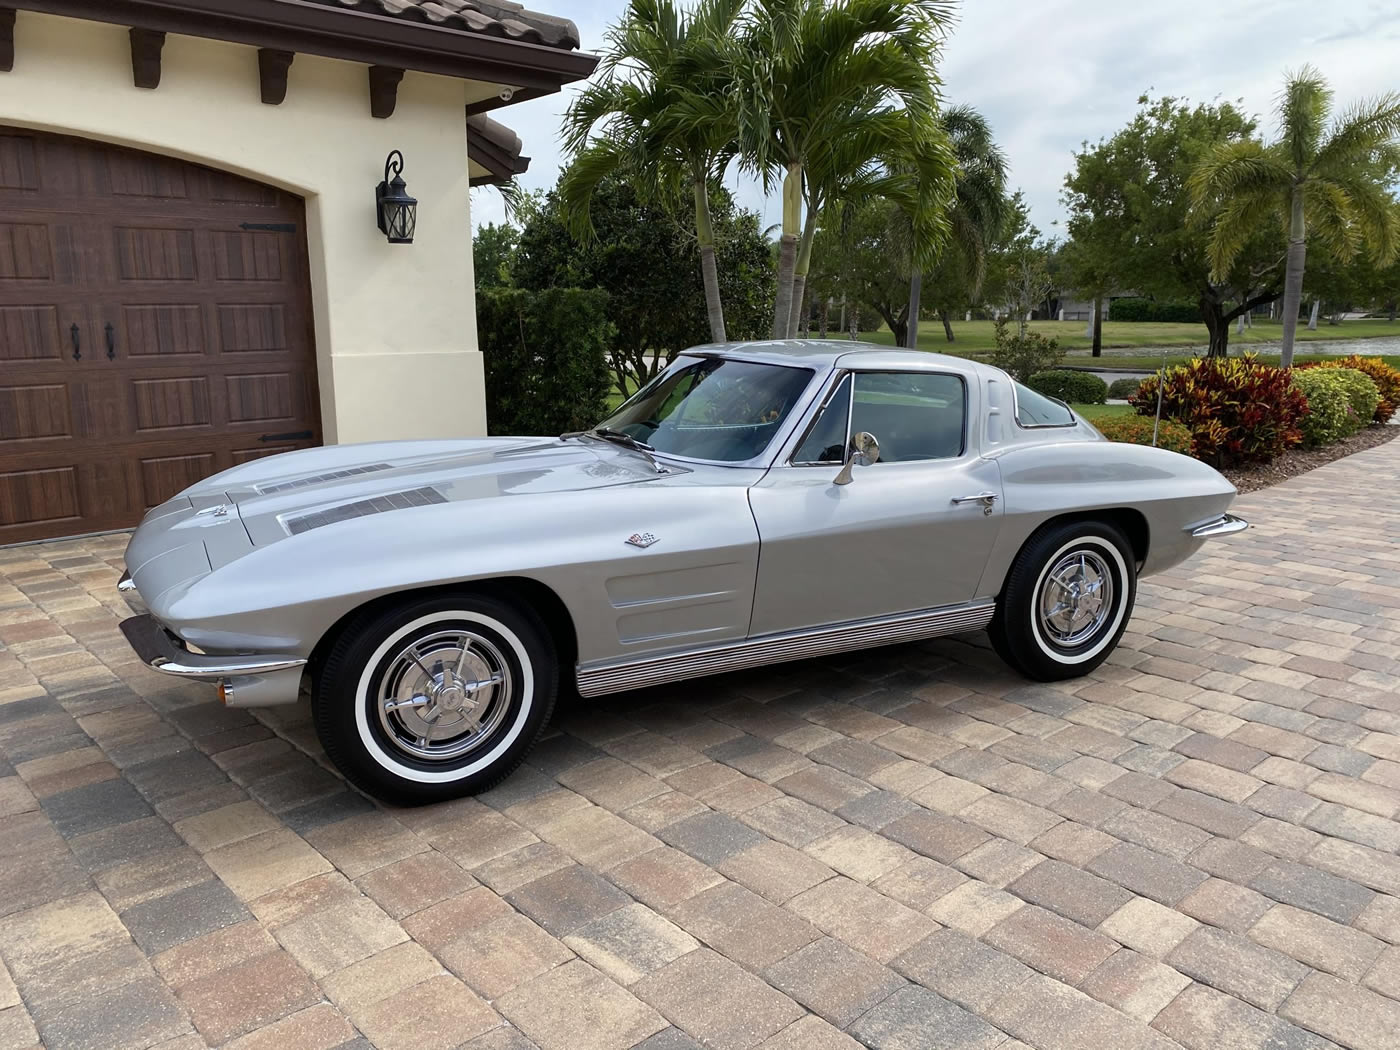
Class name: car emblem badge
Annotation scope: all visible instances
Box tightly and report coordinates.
[626,532,658,549]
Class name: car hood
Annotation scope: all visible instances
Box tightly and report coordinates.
[219,437,674,547]
[125,437,677,595]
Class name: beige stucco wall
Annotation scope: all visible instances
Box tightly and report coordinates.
[0,10,486,445]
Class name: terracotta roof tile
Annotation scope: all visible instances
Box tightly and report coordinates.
[305,0,582,51]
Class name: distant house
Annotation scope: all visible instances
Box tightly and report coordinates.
[0,0,596,542]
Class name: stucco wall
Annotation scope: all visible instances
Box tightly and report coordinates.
[1,10,486,444]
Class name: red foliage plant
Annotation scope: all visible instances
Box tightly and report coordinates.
[1129,354,1307,466]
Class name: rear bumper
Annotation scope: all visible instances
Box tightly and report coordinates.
[119,614,306,680]
[1186,513,1249,539]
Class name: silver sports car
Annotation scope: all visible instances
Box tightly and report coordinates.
[117,341,1246,803]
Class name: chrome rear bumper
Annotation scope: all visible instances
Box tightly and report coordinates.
[118,614,306,680]
[1187,513,1249,539]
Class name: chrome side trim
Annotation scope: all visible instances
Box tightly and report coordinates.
[576,601,996,697]
[119,614,306,680]
[1187,513,1249,539]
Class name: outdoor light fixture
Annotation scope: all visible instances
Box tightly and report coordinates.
[376,150,417,244]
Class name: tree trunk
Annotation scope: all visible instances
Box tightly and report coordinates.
[940,309,954,342]
[771,163,802,339]
[1387,299,1397,322]
[693,179,726,344]
[839,294,847,336]
[904,270,922,349]
[1201,297,1230,358]
[849,304,860,341]
[1279,186,1307,368]
[819,299,830,338]
[1092,299,1103,357]
[787,208,819,338]
[1307,298,1319,331]
[1084,309,1094,339]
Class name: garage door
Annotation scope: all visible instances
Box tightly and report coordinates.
[0,126,321,544]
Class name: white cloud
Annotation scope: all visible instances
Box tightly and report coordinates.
[472,0,1399,236]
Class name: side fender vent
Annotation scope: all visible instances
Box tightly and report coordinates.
[258,463,394,494]
[285,487,447,535]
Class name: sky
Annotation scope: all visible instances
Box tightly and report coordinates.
[469,0,1400,237]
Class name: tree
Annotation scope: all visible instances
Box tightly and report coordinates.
[983,193,1055,335]
[473,222,518,290]
[1063,94,1286,358]
[561,0,744,343]
[515,174,772,395]
[1060,238,1114,356]
[915,105,1008,346]
[735,0,955,338]
[1191,69,1400,366]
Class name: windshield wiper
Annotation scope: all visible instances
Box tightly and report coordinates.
[564,427,666,473]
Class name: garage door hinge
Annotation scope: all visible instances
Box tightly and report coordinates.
[239,222,297,233]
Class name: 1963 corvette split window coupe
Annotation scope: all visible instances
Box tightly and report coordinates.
[118,342,1246,803]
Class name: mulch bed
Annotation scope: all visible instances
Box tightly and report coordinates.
[1220,424,1399,493]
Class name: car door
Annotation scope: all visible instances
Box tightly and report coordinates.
[747,368,1004,637]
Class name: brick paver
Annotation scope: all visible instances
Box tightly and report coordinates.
[3,440,1400,1048]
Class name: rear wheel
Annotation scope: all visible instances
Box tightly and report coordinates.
[989,521,1136,681]
[313,592,557,805]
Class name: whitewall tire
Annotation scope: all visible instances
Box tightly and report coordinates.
[313,592,557,805]
[990,521,1136,682]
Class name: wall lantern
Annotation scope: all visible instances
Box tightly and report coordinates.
[375,150,418,244]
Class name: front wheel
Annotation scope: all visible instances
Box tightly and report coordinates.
[989,521,1136,682]
[313,592,557,805]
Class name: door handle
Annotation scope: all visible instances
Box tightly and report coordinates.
[952,492,998,515]
[70,323,81,361]
[105,323,116,360]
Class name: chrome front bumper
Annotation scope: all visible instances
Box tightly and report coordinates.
[1187,513,1249,539]
[119,614,306,680]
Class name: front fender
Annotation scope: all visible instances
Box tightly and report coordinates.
[157,477,764,666]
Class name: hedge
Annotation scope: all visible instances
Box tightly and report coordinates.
[1027,370,1108,404]
[1107,377,1144,400]
[478,287,614,437]
[1297,356,1398,423]
[1110,297,1203,324]
[1291,368,1377,447]
[1094,416,1193,455]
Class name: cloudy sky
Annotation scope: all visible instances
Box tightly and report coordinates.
[470,0,1399,236]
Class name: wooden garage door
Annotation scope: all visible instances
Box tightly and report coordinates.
[0,126,321,544]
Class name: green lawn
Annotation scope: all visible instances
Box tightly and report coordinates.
[852,317,1400,356]
[1070,403,1133,421]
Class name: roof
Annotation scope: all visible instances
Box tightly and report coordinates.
[305,0,582,51]
[684,340,993,378]
[467,114,529,185]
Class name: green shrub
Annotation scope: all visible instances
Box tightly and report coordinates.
[1093,416,1193,455]
[988,317,1064,382]
[1110,297,1203,323]
[1297,356,1394,423]
[1129,354,1306,466]
[478,287,614,436]
[1028,370,1108,405]
[1328,367,1381,429]
[1107,377,1144,400]
[1291,368,1372,447]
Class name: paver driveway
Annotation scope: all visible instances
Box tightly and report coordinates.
[3,442,1400,1050]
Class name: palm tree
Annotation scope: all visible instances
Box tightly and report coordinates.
[1189,67,1400,366]
[907,105,1007,347]
[736,0,955,338]
[560,0,744,344]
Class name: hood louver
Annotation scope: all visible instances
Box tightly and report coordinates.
[257,463,394,495]
[284,487,447,535]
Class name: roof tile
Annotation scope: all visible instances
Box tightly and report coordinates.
[304,0,582,51]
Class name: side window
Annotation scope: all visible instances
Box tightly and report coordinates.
[1014,381,1075,426]
[850,372,965,462]
[793,375,852,463]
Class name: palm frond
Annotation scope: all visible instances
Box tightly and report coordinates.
[1276,65,1331,172]
[1312,92,1400,177]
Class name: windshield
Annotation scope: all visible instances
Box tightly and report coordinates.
[597,357,815,462]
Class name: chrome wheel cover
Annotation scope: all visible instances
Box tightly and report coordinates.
[375,629,513,763]
[1038,550,1115,649]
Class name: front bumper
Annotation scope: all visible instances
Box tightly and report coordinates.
[118,614,306,680]
[1186,513,1249,539]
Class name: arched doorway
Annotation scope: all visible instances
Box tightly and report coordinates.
[0,126,321,543]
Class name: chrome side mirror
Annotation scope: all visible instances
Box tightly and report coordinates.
[834,431,880,486]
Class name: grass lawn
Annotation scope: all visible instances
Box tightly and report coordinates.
[1071,403,1134,421]
[852,317,1400,356]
